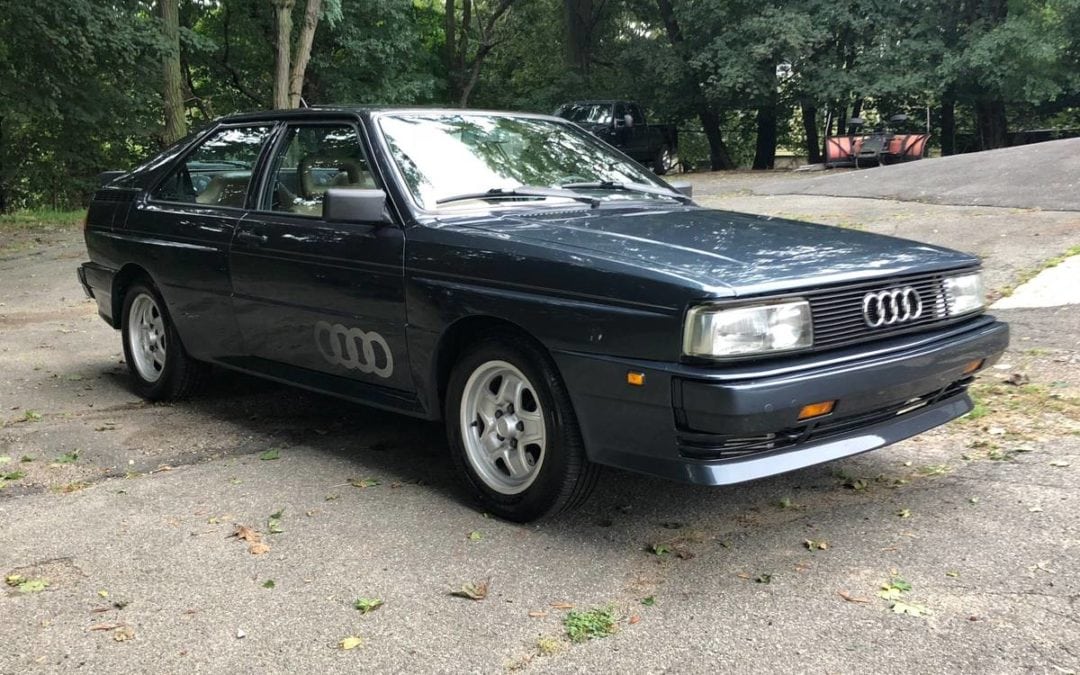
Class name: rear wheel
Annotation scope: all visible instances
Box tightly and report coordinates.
[120,280,207,401]
[445,336,598,521]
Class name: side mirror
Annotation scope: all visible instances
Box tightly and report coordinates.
[323,188,390,224]
[669,181,693,198]
[623,114,634,128]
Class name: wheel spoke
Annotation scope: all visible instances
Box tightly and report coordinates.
[502,447,532,478]
[518,418,544,447]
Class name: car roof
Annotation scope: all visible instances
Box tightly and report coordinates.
[217,107,569,125]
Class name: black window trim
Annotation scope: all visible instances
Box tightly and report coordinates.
[143,121,279,213]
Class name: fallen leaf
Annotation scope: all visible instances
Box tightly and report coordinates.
[5,574,24,587]
[353,597,384,614]
[837,590,871,604]
[259,449,280,461]
[897,508,911,518]
[450,580,489,600]
[348,477,380,489]
[804,539,828,551]
[97,590,109,598]
[649,543,671,556]
[1004,372,1029,386]
[754,573,773,584]
[339,635,363,650]
[891,600,931,617]
[262,580,275,589]
[268,509,284,534]
[248,542,270,555]
[231,524,260,542]
[628,614,641,625]
[528,611,547,618]
[18,579,49,593]
[550,601,574,610]
[641,596,656,607]
[89,623,123,631]
[1049,460,1070,468]
[467,530,483,542]
[113,626,135,642]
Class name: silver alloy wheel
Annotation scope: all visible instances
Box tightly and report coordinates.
[128,293,166,383]
[459,360,547,495]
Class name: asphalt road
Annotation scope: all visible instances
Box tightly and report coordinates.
[1,168,1078,673]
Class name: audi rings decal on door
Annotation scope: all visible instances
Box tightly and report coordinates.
[862,287,924,328]
[314,321,394,378]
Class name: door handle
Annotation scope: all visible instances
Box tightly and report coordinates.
[236,230,268,245]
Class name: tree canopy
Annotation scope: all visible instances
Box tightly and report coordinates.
[1,0,1077,209]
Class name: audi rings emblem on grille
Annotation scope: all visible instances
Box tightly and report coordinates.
[862,287,924,328]
[314,321,394,378]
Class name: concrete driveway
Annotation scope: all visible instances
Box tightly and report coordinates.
[1,163,1078,673]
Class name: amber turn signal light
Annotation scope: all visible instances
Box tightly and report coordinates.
[962,359,984,375]
[626,371,645,386]
[798,400,836,420]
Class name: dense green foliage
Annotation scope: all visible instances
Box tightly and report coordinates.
[1,0,1077,209]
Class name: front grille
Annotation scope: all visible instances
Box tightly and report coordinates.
[806,269,969,349]
[679,377,972,461]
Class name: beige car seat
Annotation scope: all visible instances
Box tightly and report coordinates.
[195,171,251,207]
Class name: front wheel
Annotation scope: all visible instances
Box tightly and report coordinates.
[653,145,679,175]
[120,280,207,401]
[445,336,598,521]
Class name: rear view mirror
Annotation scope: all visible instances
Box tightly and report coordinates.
[669,181,693,198]
[323,188,390,224]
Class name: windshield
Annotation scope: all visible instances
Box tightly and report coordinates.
[376,112,667,211]
[556,103,613,125]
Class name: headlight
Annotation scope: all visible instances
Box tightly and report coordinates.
[684,300,812,358]
[944,272,984,316]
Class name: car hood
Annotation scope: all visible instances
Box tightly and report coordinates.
[450,206,978,297]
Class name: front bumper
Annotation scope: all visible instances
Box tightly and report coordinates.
[553,315,1009,486]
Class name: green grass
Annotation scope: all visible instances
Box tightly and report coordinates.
[0,208,85,254]
[564,606,618,643]
[0,208,85,229]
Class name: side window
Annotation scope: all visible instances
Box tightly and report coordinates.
[263,125,375,217]
[629,104,646,126]
[151,126,271,207]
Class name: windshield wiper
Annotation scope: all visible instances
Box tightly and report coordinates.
[436,186,600,207]
[560,180,692,204]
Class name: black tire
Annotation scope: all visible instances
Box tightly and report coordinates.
[653,145,678,175]
[120,280,207,401]
[445,334,599,522]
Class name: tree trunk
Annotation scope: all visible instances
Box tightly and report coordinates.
[752,99,777,170]
[699,108,735,171]
[975,100,1007,150]
[272,0,295,109]
[564,0,593,74]
[160,0,186,144]
[288,0,322,107]
[444,0,457,90]
[655,0,733,170]
[801,102,821,164]
[940,97,956,155]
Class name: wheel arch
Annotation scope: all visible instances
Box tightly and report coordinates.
[433,315,559,419]
[110,263,156,329]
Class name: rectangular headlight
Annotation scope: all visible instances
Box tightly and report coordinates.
[944,272,985,316]
[684,300,812,358]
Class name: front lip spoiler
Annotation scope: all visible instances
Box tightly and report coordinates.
[607,393,973,486]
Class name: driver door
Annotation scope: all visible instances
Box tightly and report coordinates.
[227,120,413,395]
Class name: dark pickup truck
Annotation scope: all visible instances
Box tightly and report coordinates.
[555,100,679,174]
